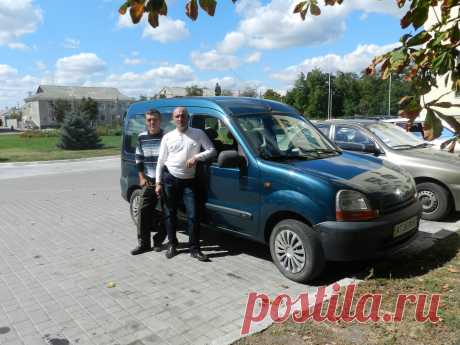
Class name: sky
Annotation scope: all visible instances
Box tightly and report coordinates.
[0,0,410,109]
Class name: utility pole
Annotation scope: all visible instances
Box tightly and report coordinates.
[328,73,332,120]
[388,74,392,117]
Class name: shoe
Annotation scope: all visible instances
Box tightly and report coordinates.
[131,245,151,255]
[190,251,208,262]
[152,244,163,252]
[165,245,177,259]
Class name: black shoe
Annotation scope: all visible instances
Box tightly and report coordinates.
[152,244,164,252]
[165,245,177,259]
[190,251,208,262]
[131,245,151,255]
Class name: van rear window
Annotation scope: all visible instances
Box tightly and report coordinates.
[124,112,174,153]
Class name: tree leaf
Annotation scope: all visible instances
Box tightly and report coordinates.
[310,3,321,16]
[186,0,199,21]
[130,1,145,24]
[148,11,159,27]
[411,3,429,30]
[400,10,412,29]
[199,0,217,16]
[293,1,306,13]
[424,109,443,140]
[119,1,131,15]
[406,31,431,47]
[146,0,166,14]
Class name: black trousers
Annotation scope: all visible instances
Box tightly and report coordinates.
[137,184,166,247]
[162,170,201,252]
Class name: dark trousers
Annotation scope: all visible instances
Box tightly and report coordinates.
[163,169,200,252]
[137,185,166,248]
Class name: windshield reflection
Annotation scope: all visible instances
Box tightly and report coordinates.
[367,123,426,150]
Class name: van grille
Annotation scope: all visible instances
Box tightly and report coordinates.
[380,195,417,215]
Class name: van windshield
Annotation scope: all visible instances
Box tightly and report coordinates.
[234,113,339,160]
[124,112,175,153]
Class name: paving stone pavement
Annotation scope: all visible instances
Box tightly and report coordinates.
[0,159,458,345]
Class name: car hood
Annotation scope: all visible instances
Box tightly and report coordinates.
[391,147,460,167]
[285,152,416,211]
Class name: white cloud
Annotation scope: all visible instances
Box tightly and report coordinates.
[96,64,196,97]
[246,51,261,63]
[53,53,107,85]
[0,0,43,47]
[7,42,29,50]
[216,0,406,53]
[142,16,189,43]
[190,50,239,71]
[217,32,246,54]
[124,58,142,65]
[63,38,80,49]
[0,64,39,108]
[117,12,141,28]
[35,61,46,70]
[271,43,400,83]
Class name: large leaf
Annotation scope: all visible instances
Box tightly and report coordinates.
[148,11,159,27]
[424,109,443,141]
[310,3,321,16]
[411,3,429,30]
[406,31,431,47]
[146,0,165,13]
[199,0,217,16]
[130,1,145,24]
[186,0,199,21]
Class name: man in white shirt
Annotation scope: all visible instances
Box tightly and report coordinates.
[155,107,216,261]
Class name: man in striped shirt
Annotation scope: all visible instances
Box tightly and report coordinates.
[131,109,167,255]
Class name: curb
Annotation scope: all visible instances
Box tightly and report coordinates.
[0,155,120,167]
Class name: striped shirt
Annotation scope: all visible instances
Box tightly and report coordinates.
[135,130,164,180]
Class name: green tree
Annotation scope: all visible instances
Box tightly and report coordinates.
[221,89,233,96]
[263,89,282,102]
[52,99,71,124]
[186,85,203,96]
[138,95,150,101]
[285,72,309,115]
[57,113,102,150]
[80,97,99,124]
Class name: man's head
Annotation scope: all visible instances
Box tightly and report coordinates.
[145,109,161,135]
[173,107,189,132]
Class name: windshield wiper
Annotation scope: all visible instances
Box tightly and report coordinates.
[300,148,340,155]
[414,142,433,148]
[260,153,314,161]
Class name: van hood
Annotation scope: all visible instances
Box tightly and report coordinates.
[285,152,416,212]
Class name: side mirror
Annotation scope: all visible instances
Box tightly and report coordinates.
[336,142,380,155]
[363,143,380,155]
[218,150,244,168]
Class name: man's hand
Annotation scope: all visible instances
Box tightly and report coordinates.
[139,175,147,187]
[186,156,197,168]
[155,184,162,197]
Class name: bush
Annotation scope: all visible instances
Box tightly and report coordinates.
[19,130,60,138]
[57,113,102,150]
[95,123,122,136]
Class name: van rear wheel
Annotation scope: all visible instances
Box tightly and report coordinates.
[129,189,142,226]
[269,219,324,283]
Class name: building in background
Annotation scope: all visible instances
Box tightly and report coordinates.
[23,85,133,129]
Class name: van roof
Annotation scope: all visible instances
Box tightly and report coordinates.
[127,96,297,116]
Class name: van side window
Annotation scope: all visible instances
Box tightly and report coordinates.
[191,115,239,159]
[124,112,174,153]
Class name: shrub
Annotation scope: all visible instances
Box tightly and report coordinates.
[57,113,102,150]
[19,130,60,138]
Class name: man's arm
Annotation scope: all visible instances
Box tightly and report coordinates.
[135,136,146,186]
[194,129,216,161]
[155,136,168,184]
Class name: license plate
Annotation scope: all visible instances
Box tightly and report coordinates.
[394,216,418,238]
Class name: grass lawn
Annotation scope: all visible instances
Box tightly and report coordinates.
[0,134,121,162]
[235,230,460,345]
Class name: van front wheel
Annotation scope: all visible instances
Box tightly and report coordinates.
[269,219,324,283]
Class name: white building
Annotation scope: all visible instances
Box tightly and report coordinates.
[23,85,133,129]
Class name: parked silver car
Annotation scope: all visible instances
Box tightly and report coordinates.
[317,119,460,221]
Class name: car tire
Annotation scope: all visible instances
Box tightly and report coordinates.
[129,189,143,226]
[269,219,325,283]
[417,182,452,221]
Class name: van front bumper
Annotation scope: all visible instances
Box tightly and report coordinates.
[313,200,422,261]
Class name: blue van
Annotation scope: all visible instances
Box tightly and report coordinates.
[120,97,421,283]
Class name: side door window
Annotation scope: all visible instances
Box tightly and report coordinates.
[317,124,331,137]
[334,125,372,145]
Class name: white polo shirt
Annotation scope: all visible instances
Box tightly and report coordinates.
[156,127,216,181]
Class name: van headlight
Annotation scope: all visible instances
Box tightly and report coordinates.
[336,190,379,221]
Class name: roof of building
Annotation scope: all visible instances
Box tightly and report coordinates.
[25,85,133,102]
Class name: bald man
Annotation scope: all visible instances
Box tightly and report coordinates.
[155,107,216,261]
